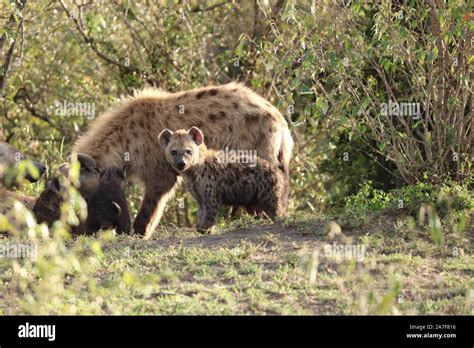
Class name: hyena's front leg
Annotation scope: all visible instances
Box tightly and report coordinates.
[258,187,286,219]
[116,207,131,234]
[134,174,180,238]
[86,214,100,235]
[196,200,220,234]
[196,202,205,227]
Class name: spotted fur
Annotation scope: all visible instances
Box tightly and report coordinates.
[159,127,288,233]
[72,82,293,237]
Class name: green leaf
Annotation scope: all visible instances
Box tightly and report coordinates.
[300,83,312,95]
[235,35,246,57]
[328,51,337,68]
[425,131,432,144]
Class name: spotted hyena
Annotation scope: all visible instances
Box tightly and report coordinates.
[0,142,46,214]
[69,82,293,237]
[86,166,131,235]
[159,127,287,233]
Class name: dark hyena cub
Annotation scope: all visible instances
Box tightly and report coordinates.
[158,127,287,233]
[86,166,130,235]
[33,176,87,235]
[33,176,63,226]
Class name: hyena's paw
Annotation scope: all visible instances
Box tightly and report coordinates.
[196,225,216,235]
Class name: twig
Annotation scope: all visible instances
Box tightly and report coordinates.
[58,0,155,85]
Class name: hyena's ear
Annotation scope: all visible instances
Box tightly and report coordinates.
[46,177,61,194]
[158,129,173,150]
[188,126,204,146]
[58,163,69,176]
[67,153,97,173]
[78,153,97,171]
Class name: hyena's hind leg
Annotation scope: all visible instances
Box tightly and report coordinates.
[280,173,291,213]
[133,172,180,238]
[226,206,246,220]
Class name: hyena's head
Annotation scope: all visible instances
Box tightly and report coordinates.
[35,176,64,210]
[58,153,100,201]
[158,126,204,173]
[33,176,64,226]
[0,142,46,187]
[99,166,126,190]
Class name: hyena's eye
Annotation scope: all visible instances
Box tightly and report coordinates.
[171,150,177,156]
[185,149,193,156]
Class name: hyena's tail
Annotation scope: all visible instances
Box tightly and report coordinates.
[278,126,293,177]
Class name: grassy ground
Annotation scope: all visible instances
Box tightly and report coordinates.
[0,210,472,315]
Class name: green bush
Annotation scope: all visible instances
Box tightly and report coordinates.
[1,1,472,220]
[344,179,473,216]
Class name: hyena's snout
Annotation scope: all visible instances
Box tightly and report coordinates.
[170,152,189,171]
[175,159,186,171]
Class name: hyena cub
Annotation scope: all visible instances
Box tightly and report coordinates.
[86,166,130,235]
[33,176,63,226]
[33,176,87,234]
[158,127,287,233]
